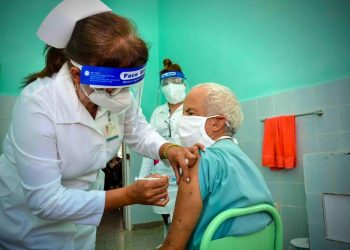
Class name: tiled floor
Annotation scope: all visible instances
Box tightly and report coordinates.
[96,208,164,250]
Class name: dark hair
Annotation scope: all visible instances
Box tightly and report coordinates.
[160,58,182,76]
[23,45,67,85]
[23,12,148,86]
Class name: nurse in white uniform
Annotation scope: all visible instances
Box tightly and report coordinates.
[0,1,198,249]
[139,59,186,240]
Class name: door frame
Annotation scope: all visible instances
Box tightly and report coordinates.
[122,142,132,231]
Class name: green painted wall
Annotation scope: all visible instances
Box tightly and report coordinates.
[1,0,349,112]
[0,1,59,96]
[159,0,350,100]
[0,0,159,118]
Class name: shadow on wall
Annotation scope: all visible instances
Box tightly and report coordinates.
[0,96,17,153]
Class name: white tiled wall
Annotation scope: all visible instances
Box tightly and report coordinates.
[0,95,17,153]
[235,77,350,249]
[304,152,350,250]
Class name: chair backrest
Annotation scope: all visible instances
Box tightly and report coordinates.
[200,204,283,250]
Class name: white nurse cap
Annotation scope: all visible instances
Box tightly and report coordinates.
[37,0,111,49]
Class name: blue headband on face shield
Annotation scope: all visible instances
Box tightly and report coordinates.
[160,71,186,81]
[72,61,146,88]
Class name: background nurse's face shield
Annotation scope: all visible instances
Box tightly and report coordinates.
[72,61,146,129]
[157,71,186,105]
[160,71,186,86]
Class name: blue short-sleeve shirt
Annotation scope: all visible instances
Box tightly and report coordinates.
[187,139,273,249]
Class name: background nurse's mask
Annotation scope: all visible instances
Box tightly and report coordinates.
[177,115,216,147]
[162,83,186,104]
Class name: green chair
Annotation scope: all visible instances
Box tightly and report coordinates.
[200,204,283,250]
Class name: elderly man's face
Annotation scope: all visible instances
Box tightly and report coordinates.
[183,86,217,137]
[182,86,227,141]
[183,86,208,116]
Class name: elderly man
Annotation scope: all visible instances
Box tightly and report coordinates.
[160,83,273,250]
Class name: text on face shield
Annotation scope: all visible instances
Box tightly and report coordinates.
[120,67,145,80]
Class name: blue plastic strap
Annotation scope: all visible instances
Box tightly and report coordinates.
[160,71,186,81]
[80,65,146,88]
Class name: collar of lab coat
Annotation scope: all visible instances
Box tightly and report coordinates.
[53,63,106,134]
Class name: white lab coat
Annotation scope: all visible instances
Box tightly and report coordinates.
[0,63,167,250]
[139,103,183,217]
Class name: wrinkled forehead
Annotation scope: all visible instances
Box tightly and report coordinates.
[183,87,208,115]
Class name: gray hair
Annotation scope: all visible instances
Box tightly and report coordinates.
[195,82,243,136]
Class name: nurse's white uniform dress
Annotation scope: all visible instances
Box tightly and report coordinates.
[0,63,167,249]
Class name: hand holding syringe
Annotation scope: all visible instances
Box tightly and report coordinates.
[129,174,169,206]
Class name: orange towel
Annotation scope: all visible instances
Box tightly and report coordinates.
[262,115,296,170]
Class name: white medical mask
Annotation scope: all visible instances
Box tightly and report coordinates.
[177,115,217,147]
[162,83,186,104]
[84,87,132,113]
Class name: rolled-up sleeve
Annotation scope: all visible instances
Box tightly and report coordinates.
[198,149,220,201]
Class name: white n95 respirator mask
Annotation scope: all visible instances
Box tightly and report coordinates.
[177,115,216,147]
[162,83,186,104]
[84,87,132,114]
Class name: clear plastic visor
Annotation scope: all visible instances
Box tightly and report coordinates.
[71,60,145,131]
[161,77,186,87]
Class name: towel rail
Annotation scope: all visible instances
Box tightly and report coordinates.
[260,109,323,122]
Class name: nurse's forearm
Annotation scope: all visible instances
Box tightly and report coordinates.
[105,187,132,211]
[104,176,169,211]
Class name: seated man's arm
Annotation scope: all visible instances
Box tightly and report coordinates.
[161,159,203,250]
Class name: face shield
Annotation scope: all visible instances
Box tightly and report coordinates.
[158,71,186,105]
[71,60,145,128]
